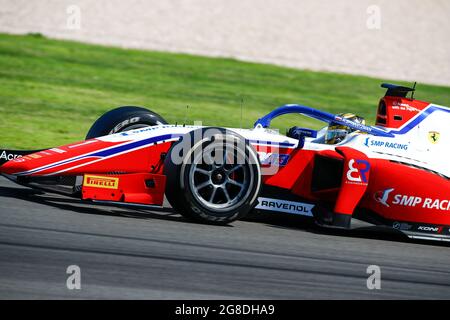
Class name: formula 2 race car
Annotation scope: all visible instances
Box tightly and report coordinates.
[1,83,449,242]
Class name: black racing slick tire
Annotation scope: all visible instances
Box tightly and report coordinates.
[86,106,168,139]
[163,127,262,225]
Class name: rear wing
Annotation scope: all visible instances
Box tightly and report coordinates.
[381,83,416,98]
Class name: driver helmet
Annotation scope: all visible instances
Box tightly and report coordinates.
[325,113,366,144]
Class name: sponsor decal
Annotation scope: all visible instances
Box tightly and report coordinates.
[393,195,450,211]
[50,148,66,154]
[255,197,314,217]
[68,140,98,149]
[83,175,119,189]
[257,152,290,166]
[337,117,372,132]
[0,151,22,161]
[392,102,421,112]
[364,137,409,151]
[119,125,174,136]
[428,131,440,144]
[346,159,370,185]
[417,225,443,233]
[374,188,450,212]
[374,188,394,207]
[392,221,413,231]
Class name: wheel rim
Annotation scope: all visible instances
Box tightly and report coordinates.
[188,143,254,212]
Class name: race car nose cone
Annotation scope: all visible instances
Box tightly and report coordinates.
[0,158,29,175]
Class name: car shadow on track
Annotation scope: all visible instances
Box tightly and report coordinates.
[0,186,186,223]
[1,185,448,246]
[244,212,450,248]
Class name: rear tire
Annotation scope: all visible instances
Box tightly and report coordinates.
[163,127,262,224]
[86,106,167,139]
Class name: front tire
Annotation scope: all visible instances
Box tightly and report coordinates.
[86,106,167,139]
[164,127,262,224]
[72,106,167,193]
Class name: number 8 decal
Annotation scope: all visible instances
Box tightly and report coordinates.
[347,159,370,183]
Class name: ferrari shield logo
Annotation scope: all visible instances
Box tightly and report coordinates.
[428,131,440,144]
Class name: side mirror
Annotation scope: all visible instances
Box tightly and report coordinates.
[287,127,318,149]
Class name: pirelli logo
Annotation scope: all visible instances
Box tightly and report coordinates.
[83,175,119,189]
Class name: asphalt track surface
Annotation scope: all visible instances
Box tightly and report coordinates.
[0,176,449,299]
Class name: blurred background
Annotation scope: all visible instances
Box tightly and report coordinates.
[0,0,449,148]
[1,0,449,85]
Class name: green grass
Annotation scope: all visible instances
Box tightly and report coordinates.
[0,33,449,149]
